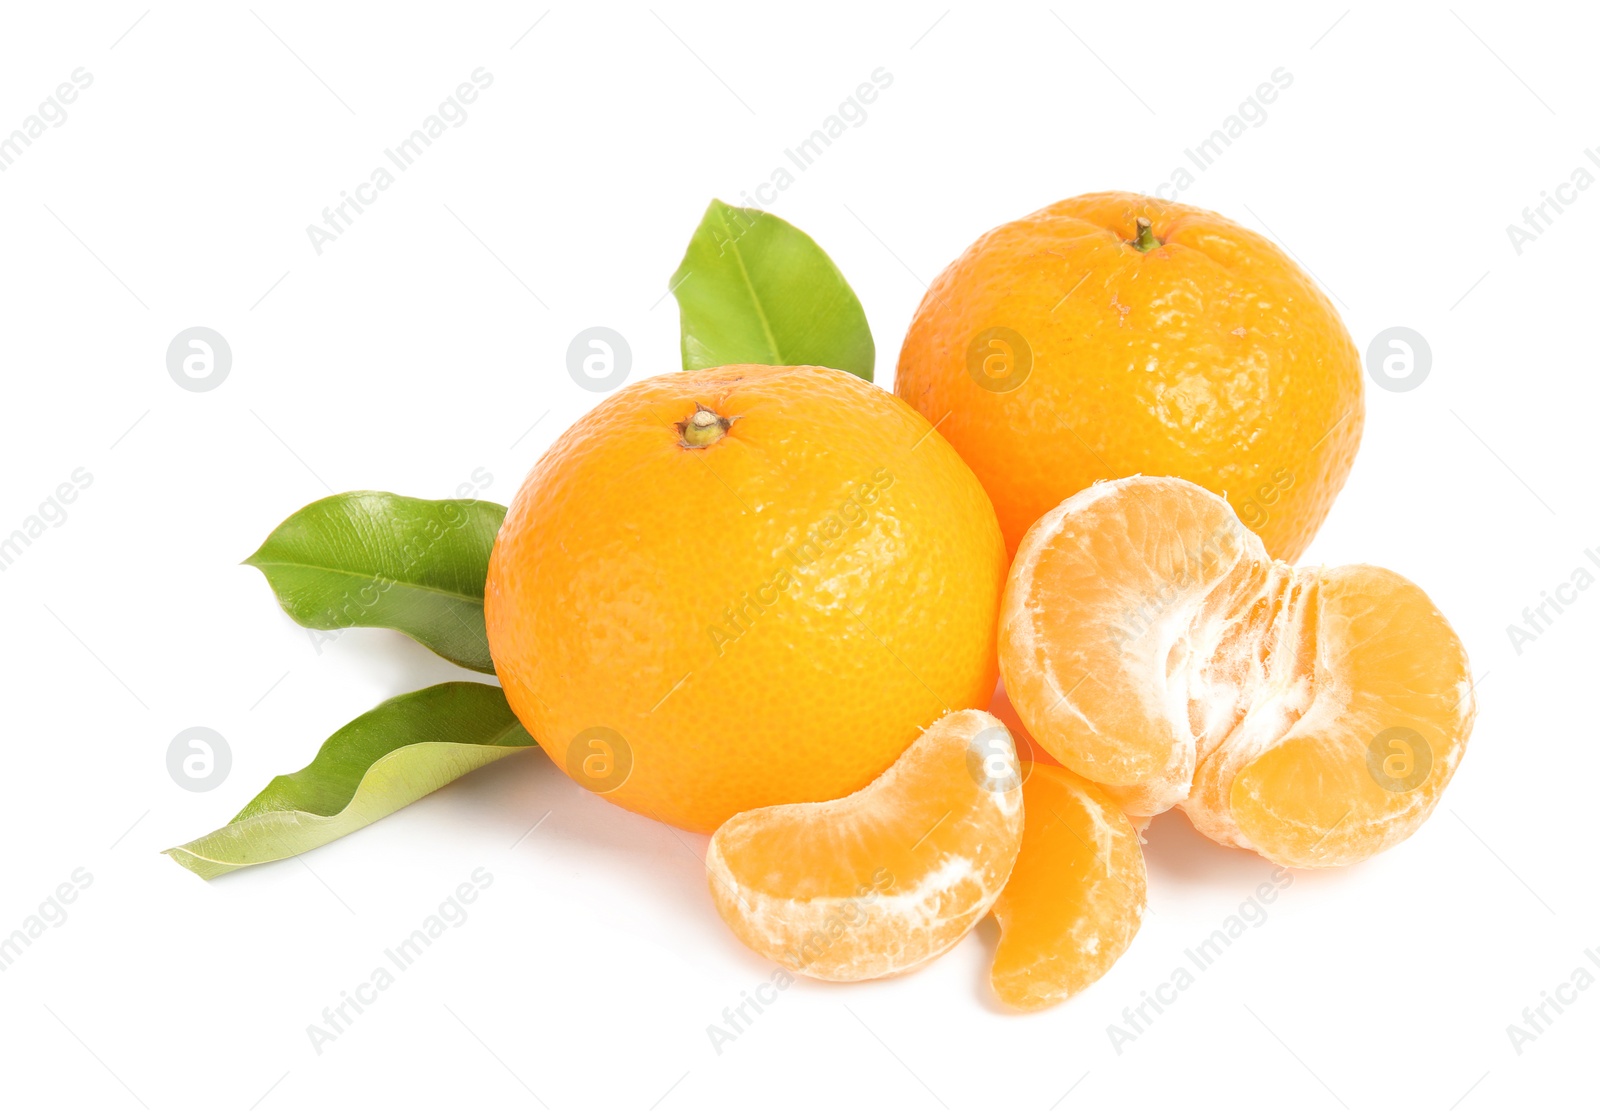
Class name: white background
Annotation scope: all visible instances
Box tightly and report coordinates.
[0,2,1593,1116]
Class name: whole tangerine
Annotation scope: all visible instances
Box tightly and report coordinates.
[895,191,1364,560]
[486,364,1007,833]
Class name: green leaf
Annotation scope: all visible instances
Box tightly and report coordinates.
[670,199,875,381]
[245,491,505,674]
[164,682,535,880]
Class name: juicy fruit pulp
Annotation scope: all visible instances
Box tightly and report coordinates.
[990,762,1146,1010]
[999,477,1474,868]
[895,191,1364,562]
[706,710,1024,981]
[485,365,1007,833]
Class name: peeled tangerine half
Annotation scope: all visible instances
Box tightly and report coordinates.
[1000,476,1476,869]
[706,711,1023,981]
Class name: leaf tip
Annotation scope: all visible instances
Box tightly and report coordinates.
[162,845,218,881]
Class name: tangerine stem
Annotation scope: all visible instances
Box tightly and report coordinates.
[680,404,732,448]
[1130,217,1161,253]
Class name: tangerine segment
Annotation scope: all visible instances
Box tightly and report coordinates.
[999,476,1267,815]
[1000,476,1474,868]
[1219,566,1475,867]
[990,764,1145,1011]
[706,710,1023,981]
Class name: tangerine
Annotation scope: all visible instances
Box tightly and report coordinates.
[486,365,1007,833]
[896,191,1363,561]
[999,476,1474,867]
